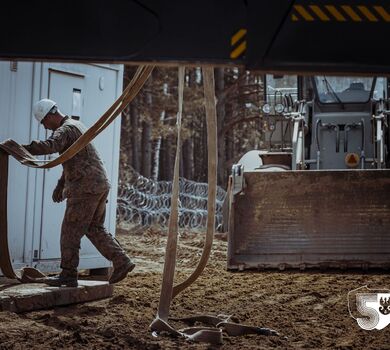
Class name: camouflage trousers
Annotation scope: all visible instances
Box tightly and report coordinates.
[60,190,128,277]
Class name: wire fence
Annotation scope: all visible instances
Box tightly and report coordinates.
[117,170,226,232]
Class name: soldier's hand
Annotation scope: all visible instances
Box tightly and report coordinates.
[52,185,64,203]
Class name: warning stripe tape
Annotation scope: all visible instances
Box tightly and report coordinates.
[230,29,247,59]
[292,4,390,22]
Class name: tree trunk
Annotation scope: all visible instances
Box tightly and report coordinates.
[193,119,203,182]
[182,135,194,180]
[180,144,184,178]
[141,72,154,178]
[164,136,173,180]
[153,138,162,180]
[130,100,140,172]
[141,121,152,177]
[226,129,234,168]
[152,111,165,180]
[201,116,208,182]
[119,105,130,165]
[216,67,226,187]
[159,138,166,180]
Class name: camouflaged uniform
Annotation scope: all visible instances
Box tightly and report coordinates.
[23,116,129,277]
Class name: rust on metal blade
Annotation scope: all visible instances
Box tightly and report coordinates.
[227,170,390,270]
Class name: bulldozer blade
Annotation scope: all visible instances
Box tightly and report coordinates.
[227,170,390,270]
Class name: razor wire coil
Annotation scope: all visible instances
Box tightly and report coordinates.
[117,170,226,232]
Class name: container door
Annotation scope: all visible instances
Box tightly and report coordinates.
[39,69,85,260]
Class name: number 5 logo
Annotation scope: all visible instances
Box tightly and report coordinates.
[356,293,379,330]
[348,286,390,330]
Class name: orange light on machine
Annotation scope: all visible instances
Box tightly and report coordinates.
[345,153,360,168]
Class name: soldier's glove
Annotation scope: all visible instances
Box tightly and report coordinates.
[52,182,64,203]
[0,138,12,146]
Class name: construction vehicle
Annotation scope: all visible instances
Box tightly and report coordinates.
[227,76,390,270]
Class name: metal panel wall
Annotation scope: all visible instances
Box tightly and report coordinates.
[0,62,35,268]
[0,61,123,273]
[228,170,390,270]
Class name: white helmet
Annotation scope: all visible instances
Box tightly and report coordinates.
[33,99,57,123]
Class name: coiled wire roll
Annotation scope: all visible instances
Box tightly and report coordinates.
[117,170,226,232]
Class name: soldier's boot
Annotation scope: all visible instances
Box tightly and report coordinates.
[86,229,135,284]
[109,257,136,284]
[44,269,78,288]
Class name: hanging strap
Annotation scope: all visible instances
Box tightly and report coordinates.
[150,66,185,328]
[0,65,154,282]
[150,66,278,345]
[155,65,185,322]
[172,65,217,298]
[150,65,222,344]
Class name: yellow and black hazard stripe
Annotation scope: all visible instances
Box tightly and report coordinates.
[291,4,390,22]
[230,28,247,59]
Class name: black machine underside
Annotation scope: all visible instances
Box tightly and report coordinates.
[1,0,390,74]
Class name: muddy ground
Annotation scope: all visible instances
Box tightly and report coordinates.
[0,227,389,349]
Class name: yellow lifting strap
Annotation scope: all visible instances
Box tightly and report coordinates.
[0,65,154,282]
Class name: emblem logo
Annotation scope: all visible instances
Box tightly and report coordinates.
[348,285,390,330]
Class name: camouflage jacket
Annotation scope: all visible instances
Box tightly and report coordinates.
[23,116,110,198]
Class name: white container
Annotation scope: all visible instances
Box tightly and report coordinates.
[0,61,123,273]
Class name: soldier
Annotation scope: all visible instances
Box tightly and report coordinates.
[23,98,135,287]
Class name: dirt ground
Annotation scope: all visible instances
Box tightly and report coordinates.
[0,227,389,350]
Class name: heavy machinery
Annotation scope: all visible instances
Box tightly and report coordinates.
[2,1,390,344]
[2,0,390,274]
[227,76,390,270]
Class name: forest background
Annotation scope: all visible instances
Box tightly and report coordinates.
[119,66,297,188]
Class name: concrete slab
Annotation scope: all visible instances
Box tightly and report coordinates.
[0,279,113,313]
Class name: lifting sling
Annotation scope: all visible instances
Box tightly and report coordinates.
[150,66,278,344]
